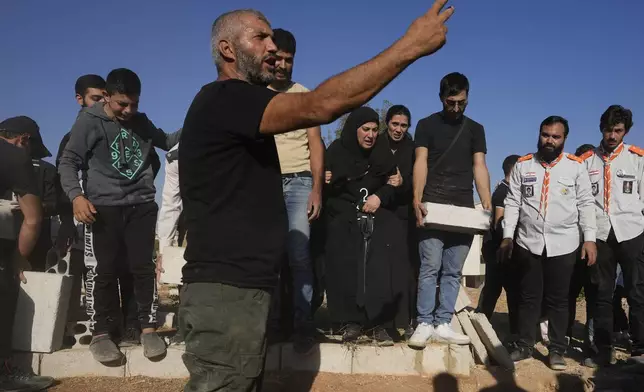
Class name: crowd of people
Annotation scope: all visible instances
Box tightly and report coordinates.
[1,2,643,391]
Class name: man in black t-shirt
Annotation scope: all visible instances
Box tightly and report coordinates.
[408,72,492,349]
[178,4,455,390]
[0,120,53,391]
[476,154,520,331]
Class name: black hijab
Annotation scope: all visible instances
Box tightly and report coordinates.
[326,107,396,185]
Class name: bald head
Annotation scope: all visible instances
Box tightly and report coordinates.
[211,9,270,69]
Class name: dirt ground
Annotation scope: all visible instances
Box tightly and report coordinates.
[49,287,644,392]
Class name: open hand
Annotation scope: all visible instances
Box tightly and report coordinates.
[404,0,455,58]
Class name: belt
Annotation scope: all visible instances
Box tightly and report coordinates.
[282,171,312,179]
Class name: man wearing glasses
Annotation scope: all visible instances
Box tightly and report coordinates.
[409,72,492,348]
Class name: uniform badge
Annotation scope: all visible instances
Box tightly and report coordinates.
[592,182,599,196]
[616,169,635,179]
[522,184,534,198]
[623,181,633,194]
[523,176,537,183]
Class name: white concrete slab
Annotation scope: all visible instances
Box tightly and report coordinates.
[457,311,489,365]
[469,312,514,370]
[126,346,188,378]
[420,344,449,375]
[352,345,423,375]
[448,344,472,376]
[454,285,472,313]
[281,343,352,374]
[12,271,73,353]
[422,202,491,234]
[160,246,186,285]
[462,235,484,276]
[40,349,125,377]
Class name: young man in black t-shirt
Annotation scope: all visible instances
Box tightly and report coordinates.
[178,4,455,390]
[0,119,53,391]
[409,73,492,349]
[477,154,520,331]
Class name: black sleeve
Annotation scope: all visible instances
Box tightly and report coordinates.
[40,162,59,216]
[5,147,38,197]
[491,185,508,209]
[414,119,431,149]
[472,123,487,154]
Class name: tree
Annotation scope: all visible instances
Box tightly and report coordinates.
[328,99,393,142]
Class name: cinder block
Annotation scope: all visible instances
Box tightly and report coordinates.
[352,345,422,375]
[422,202,491,234]
[281,343,352,374]
[457,311,489,365]
[265,344,281,371]
[454,285,472,313]
[11,352,41,375]
[469,312,514,370]
[420,344,449,375]
[126,346,187,378]
[12,271,73,353]
[67,321,93,349]
[160,246,186,285]
[448,344,472,376]
[40,349,125,377]
[462,235,484,276]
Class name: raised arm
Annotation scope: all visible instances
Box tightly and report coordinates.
[259,0,454,135]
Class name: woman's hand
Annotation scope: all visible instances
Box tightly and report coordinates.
[362,194,381,214]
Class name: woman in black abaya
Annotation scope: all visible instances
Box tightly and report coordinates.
[324,107,409,345]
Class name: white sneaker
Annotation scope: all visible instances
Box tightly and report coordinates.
[408,323,434,349]
[434,323,471,345]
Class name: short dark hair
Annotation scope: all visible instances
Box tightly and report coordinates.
[502,155,520,176]
[385,105,412,125]
[575,144,595,157]
[439,72,469,98]
[273,28,296,55]
[105,68,141,96]
[540,115,569,138]
[75,74,106,96]
[600,105,633,133]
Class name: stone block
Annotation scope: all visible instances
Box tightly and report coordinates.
[469,312,514,370]
[352,345,423,375]
[126,346,188,378]
[12,271,73,353]
[422,202,491,234]
[457,310,489,365]
[67,321,93,348]
[454,285,472,313]
[282,343,352,374]
[160,246,186,285]
[420,344,449,375]
[448,344,472,376]
[40,349,125,377]
[462,235,484,276]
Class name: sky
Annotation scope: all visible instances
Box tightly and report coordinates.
[1,0,643,202]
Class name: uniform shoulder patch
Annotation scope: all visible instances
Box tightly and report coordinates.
[628,145,644,156]
[518,154,533,163]
[578,150,594,161]
[566,153,583,163]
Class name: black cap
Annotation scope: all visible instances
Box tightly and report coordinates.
[0,116,51,158]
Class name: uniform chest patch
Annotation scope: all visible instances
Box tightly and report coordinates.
[592,182,599,196]
[623,181,633,194]
[522,184,534,198]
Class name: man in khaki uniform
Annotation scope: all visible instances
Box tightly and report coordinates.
[267,28,325,354]
[579,105,644,366]
[500,115,597,370]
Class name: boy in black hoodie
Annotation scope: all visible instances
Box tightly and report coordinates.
[59,68,180,363]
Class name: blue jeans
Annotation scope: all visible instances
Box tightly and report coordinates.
[282,175,314,328]
[417,229,473,325]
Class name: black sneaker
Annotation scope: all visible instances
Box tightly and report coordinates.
[371,326,394,347]
[89,334,124,363]
[141,332,167,359]
[118,327,141,347]
[0,360,54,392]
[342,323,362,343]
[403,324,415,341]
[510,346,533,362]
[549,352,567,371]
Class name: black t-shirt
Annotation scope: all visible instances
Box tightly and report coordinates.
[414,112,486,208]
[179,79,287,289]
[491,180,510,243]
[0,139,38,198]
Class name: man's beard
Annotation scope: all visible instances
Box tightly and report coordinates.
[236,48,275,86]
[537,141,564,162]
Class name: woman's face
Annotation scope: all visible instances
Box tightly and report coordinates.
[357,121,379,150]
[387,114,410,142]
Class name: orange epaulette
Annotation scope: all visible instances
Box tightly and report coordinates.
[518,154,533,163]
[567,153,583,163]
[629,145,644,156]
[578,150,594,162]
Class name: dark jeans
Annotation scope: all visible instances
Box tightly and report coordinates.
[514,244,577,354]
[567,249,598,354]
[0,240,19,360]
[613,284,629,333]
[594,230,644,356]
[179,282,272,392]
[478,241,520,335]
